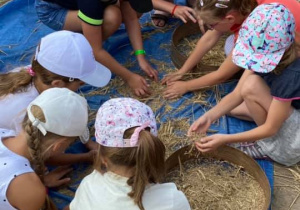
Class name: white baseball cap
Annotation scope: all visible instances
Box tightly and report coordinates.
[35,31,111,87]
[27,88,89,143]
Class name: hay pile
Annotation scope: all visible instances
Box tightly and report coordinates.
[59,26,265,209]
[166,154,266,210]
[177,34,227,66]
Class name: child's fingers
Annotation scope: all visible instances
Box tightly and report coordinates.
[55,177,71,186]
[195,142,211,153]
[185,11,196,23]
[54,166,73,178]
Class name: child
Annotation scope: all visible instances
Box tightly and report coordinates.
[66,98,190,210]
[188,4,300,166]
[35,0,158,97]
[0,88,88,210]
[162,0,300,99]
[0,31,111,171]
[151,0,197,28]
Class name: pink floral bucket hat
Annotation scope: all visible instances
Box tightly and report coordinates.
[233,3,295,73]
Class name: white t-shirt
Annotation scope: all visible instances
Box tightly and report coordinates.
[70,170,191,210]
[0,72,39,133]
[0,129,33,210]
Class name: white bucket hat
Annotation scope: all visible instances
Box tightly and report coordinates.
[35,30,111,87]
[27,88,89,143]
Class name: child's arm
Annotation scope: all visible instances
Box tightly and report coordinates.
[45,151,96,166]
[81,22,150,97]
[152,0,197,23]
[121,1,158,82]
[188,69,253,134]
[7,173,46,210]
[162,29,223,84]
[196,99,292,152]
[163,52,241,99]
[63,205,70,210]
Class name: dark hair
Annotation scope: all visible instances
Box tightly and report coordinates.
[95,127,166,210]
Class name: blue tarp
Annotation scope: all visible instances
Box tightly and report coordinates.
[0,1,273,209]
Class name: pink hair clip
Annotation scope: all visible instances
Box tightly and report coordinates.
[27,67,36,76]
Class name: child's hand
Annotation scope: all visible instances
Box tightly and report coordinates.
[188,115,212,136]
[87,150,98,162]
[127,73,151,97]
[195,134,227,153]
[138,59,158,82]
[174,6,197,23]
[196,14,206,34]
[44,166,73,188]
[161,72,183,85]
[163,81,188,99]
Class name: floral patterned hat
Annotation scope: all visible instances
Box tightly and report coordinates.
[233,3,295,73]
[95,98,157,147]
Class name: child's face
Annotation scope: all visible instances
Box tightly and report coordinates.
[64,80,85,92]
[199,10,236,33]
[205,18,234,32]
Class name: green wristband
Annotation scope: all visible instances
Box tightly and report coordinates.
[134,50,146,56]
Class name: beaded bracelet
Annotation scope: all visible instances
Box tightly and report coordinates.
[134,50,146,56]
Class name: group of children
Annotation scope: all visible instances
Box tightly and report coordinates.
[0,0,300,209]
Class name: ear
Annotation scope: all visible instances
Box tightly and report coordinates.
[225,14,236,24]
[52,137,69,153]
[51,80,66,88]
[101,156,109,168]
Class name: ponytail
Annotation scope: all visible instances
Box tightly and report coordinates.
[0,68,32,97]
[128,130,165,210]
[0,59,79,97]
[96,128,166,210]
[22,105,61,210]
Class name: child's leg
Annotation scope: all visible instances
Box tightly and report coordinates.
[231,74,273,126]
[227,102,253,121]
[63,5,122,39]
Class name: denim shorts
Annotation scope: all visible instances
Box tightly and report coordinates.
[35,0,68,31]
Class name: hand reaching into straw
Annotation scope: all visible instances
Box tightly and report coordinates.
[163,81,189,99]
[188,114,212,136]
[195,134,228,153]
[161,72,184,85]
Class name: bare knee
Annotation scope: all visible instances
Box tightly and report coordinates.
[240,75,262,99]
[102,5,122,39]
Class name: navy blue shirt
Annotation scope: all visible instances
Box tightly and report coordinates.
[256,58,300,109]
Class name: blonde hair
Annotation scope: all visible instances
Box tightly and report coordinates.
[273,42,298,75]
[95,128,166,210]
[22,105,64,210]
[0,59,79,97]
[195,0,257,21]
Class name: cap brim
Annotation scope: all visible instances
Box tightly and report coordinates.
[129,0,153,13]
[80,62,111,87]
[233,38,284,73]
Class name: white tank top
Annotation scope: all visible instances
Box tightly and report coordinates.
[0,129,34,210]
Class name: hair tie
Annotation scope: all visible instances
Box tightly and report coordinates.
[27,67,36,76]
[129,121,151,147]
